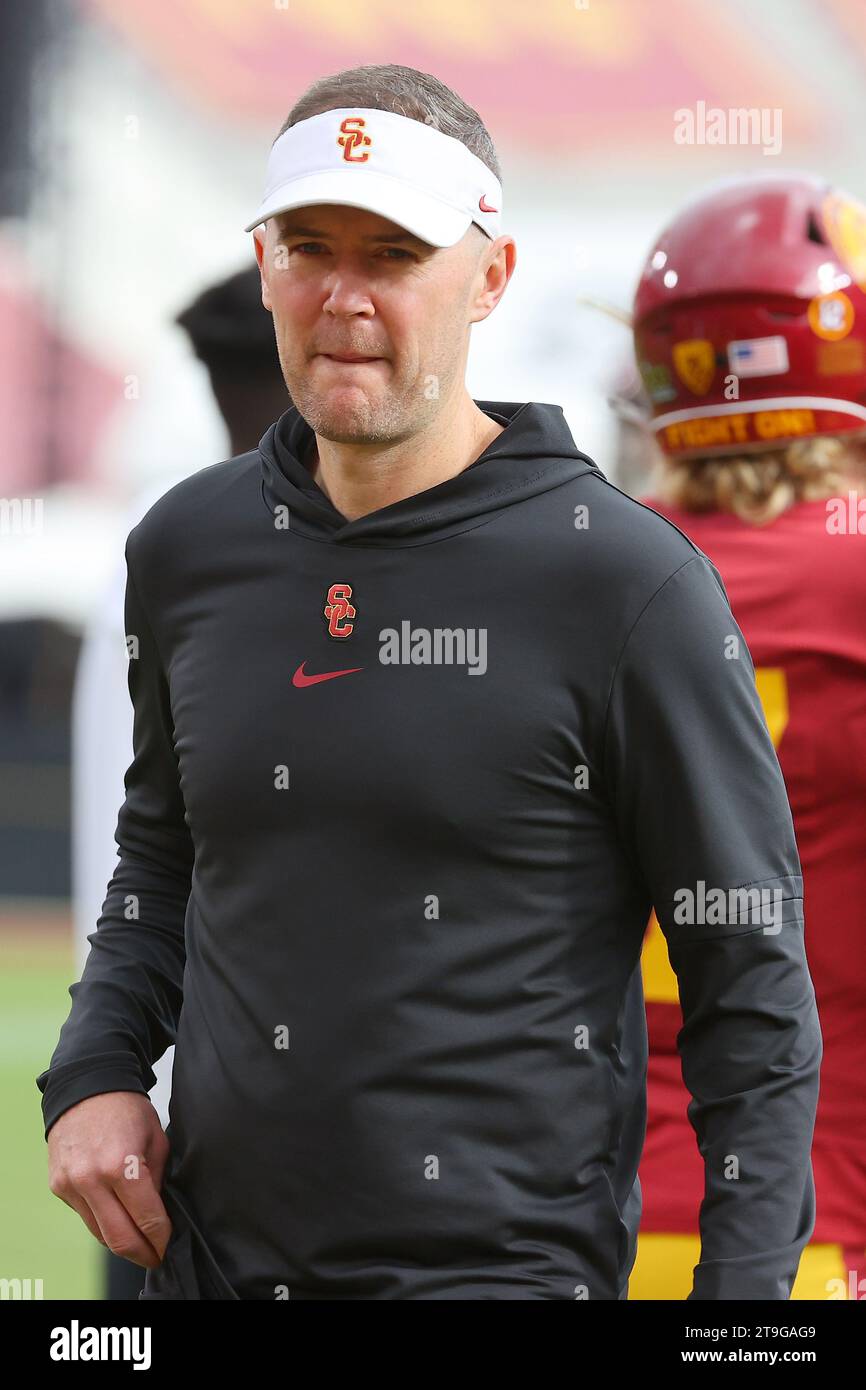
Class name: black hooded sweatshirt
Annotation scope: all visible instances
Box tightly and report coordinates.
[37,400,821,1300]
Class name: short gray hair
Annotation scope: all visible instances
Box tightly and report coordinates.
[277,63,502,185]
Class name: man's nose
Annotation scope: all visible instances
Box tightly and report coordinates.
[322,265,375,316]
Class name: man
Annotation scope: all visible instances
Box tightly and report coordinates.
[625,173,866,1300]
[73,265,288,1298]
[38,64,821,1301]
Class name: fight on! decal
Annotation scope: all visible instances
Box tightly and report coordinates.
[323,582,357,638]
[655,401,866,454]
[659,407,819,452]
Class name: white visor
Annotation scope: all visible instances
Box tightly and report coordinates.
[244,107,503,247]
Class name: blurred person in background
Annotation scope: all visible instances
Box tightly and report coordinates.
[73,264,287,1297]
[627,173,866,1301]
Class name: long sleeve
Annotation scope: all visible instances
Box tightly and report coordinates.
[603,553,822,1300]
[36,532,194,1140]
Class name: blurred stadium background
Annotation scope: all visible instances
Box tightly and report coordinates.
[3,0,866,1298]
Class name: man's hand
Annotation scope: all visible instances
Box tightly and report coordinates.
[47,1091,172,1268]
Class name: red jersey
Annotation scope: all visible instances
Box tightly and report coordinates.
[637,492,866,1245]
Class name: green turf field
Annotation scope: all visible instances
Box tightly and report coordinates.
[1,915,100,1299]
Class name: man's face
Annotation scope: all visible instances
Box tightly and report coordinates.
[253,203,512,444]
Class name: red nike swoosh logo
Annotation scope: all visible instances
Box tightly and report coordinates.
[479,195,499,212]
[292,661,363,688]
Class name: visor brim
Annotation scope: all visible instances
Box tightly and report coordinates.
[244,171,476,247]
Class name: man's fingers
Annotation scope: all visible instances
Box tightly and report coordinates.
[110,1159,173,1262]
[84,1184,164,1269]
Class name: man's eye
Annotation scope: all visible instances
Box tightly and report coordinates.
[287,243,412,260]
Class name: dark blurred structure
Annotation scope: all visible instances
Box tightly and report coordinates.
[0,620,78,897]
[0,0,49,218]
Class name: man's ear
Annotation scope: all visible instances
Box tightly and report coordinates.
[253,229,272,312]
[469,234,516,326]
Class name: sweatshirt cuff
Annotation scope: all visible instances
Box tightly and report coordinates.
[688,1250,803,1300]
[37,1055,150,1141]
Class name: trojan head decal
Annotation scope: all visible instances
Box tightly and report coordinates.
[672,339,716,396]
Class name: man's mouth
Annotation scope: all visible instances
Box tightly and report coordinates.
[318,352,384,364]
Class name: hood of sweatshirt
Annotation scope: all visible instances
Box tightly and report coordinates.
[259,399,601,547]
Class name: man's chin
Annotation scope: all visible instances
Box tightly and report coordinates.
[300,392,399,444]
